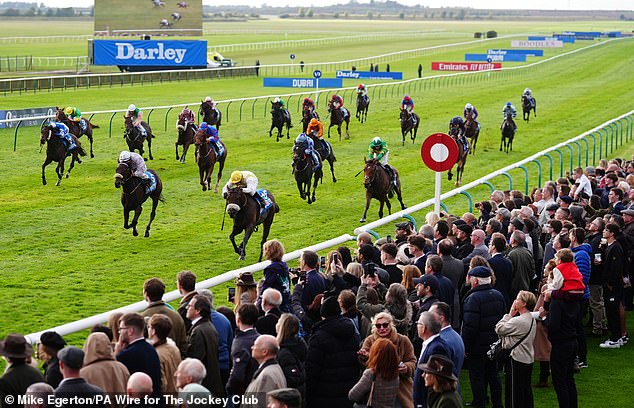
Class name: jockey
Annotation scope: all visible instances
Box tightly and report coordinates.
[306,118,324,139]
[273,97,287,110]
[463,102,480,131]
[179,106,196,130]
[450,116,469,151]
[125,104,147,137]
[223,170,266,208]
[118,150,150,185]
[302,97,316,116]
[523,88,533,98]
[357,84,369,104]
[48,121,76,152]
[64,106,82,123]
[294,132,320,172]
[368,136,397,187]
[401,95,417,126]
[199,122,223,156]
[330,94,343,110]
[502,102,518,133]
[204,96,216,110]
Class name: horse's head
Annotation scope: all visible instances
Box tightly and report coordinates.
[327,101,334,113]
[114,161,132,188]
[293,142,306,162]
[40,125,52,145]
[224,187,246,218]
[400,108,410,121]
[194,129,207,145]
[363,157,379,187]
[55,107,66,121]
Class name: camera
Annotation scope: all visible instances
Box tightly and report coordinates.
[227,287,236,303]
[365,263,376,277]
[333,253,339,263]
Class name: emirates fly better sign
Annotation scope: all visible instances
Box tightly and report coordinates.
[431,62,502,71]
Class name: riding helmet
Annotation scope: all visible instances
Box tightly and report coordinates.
[358,84,365,89]
[465,103,473,110]
[64,107,74,115]
[128,104,136,111]
[204,96,212,102]
[119,151,132,162]
[506,102,512,107]
[199,122,209,131]
[273,97,280,103]
[309,118,319,126]
[371,137,383,147]
[230,171,243,184]
[296,133,308,143]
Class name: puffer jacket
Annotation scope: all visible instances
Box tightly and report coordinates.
[80,332,130,402]
[461,284,506,356]
[278,335,308,400]
[571,243,592,299]
[386,300,413,335]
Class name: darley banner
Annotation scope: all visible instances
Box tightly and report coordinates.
[93,40,207,66]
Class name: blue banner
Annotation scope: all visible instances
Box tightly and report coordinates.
[335,70,403,80]
[464,54,526,62]
[93,40,207,67]
[554,36,576,43]
[488,49,544,57]
[527,36,546,41]
[263,78,343,88]
[0,107,56,129]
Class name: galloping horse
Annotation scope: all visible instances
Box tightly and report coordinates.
[359,158,406,223]
[40,126,86,186]
[293,142,323,204]
[522,95,537,122]
[224,187,279,261]
[307,133,337,182]
[114,162,163,238]
[355,93,370,123]
[399,108,419,146]
[500,112,515,154]
[199,101,222,130]
[464,118,480,155]
[175,111,196,163]
[448,123,469,186]
[124,116,153,160]
[301,107,319,133]
[55,107,99,158]
[194,129,226,192]
[327,100,350,141]
[269,101,292,142]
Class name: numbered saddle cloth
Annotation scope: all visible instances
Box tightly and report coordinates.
[80,118,87,132]
[145,171,157,195]
[256,189,274,216]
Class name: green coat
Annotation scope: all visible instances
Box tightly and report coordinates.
[428,390,463,408]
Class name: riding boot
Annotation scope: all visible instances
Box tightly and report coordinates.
[311,152,320,172]
[210,142,219,156]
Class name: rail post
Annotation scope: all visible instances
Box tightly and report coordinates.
[13,120,23,151]
[108,112,117,138]
[500,172,512,189]
[164,107,174,132]
[531,159,543,188]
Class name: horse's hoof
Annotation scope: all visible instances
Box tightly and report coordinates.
[65,173,70,178]
[333,178,337,183]
[42,180,47,186]
[239,255,246,261]
[149,156,154,160]
[202,186,207,191]
[214,187,219,193]
[144,157,148,161]
[90,153,94,158]
[144,231,150,238]
[56,180,61,186]
[359,218,366,223]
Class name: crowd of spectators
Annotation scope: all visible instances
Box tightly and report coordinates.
[1,159,633,408]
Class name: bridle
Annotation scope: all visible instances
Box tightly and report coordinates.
[364,160,379,185]
[226,188,247,209]
[293,144,310,172]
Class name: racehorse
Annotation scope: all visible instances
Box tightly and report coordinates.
[307,132,337,182]
[177,1,188,7]
[448,123,469,186]
[356,93,370,123]
[114,162,163,238]
[399,108,419,146]
[359,158,406,223]
[464,117,480,155]
[194,128,227,192]
[327,100,350,141]
[199,101,222,130]
[175,111,196,164]
[55,107,99,158]
[269,101,292,142]
[522,95,537,122]
[124,116,153,160]
[152,0,165,6]
[500,112,515,154]
[40,126,86,186]
[224,187,279,261]
[159,19,171,28]
[301,107,319,133]
[293,142,323,204]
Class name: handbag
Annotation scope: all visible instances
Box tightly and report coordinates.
[487,318,534,364]
[352,380,375,408]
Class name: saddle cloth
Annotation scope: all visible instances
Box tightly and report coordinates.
[145,171,157,195]
[256,189,274,216]
[80,118,87,132]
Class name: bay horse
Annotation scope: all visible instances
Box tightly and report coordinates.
[175,111,196,164]
[522,95,536,122]
[327,101,350,141]
[301,107,319,133]
[124,116,153,160]
[269,101,292,142]
[399,108,419,146]
[359,158,406,223]
[307,133,337,182]
[224,187,279,261]
[464,117,480,155]
[40,126,86,186]
[355,93,370,123]
[500,113,515,154]
[55,107,99,158]
[114,162,163,238]
[194,129,227,192]
[293,142,323,204]
[199,101,222,130]
[448,124,469,186]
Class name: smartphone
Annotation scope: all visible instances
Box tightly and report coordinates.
[333,253,339,263]
[228,287,236,303]
[320,256,326,269]
[386,234,392,243]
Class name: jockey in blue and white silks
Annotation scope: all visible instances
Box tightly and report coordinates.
[199,122,224,157]
[294,133,320,171]
[119,150,149,183]
[502,102,518,133]
[49,121,76,152]
[464,102,480,132]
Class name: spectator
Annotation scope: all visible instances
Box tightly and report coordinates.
[38,331,66,388]
[80,332,130,398]
[227,303,260,397]
[585,217,608,336]
[384,283,413,335]
[260,239,291,313]
[380,243,402,284]
[276,313,307,401]
[401,265,422,301]
[420,354,462,408]
[408,235,428,272]
[495,291,537,408]
[175,359,212,407]
[299,61,304,72]
[437,238,463,328]
[176,270,198,332]
[254,59,260,76]
[147,314,181,395]
[337,246,353,268]
[298,251,327,309]
[256,288,283,336]
[235,272,258,310]
[508,231,535,300]
[142,277,187,355]
[599,223,627,348]
[410,274,440,356]
[350,338,400,408]
[55,347,105,405]
[429,302,464,385]
[425,255,455,307]
[357,232,382,265]
[476,201,493,228]
[453,224,474,260]
[196,289,234,386]
[244,335,287,408]
[0,333,45,404]
[488,233,513,307]
[463,229,490,265]
[267,388,302,408]
[417,64,422,78]
[25,382,54,408]
[413,311,450,408]
[127,372,153,401]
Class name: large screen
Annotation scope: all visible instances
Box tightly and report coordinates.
[94,0,202,36]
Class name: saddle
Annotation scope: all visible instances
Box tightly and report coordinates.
[144,171,157,195]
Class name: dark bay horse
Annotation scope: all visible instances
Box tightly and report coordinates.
[307,133,337,182]
[175,111,195,163]
[55,108,99,158]
[301,107,319,133]
[399,109,419,146]
[464,117,480,155]
[327,101,350,141]
[269,102,292,142]
[224,187,279,261]
[124,116,153,160]
[40,126,86,186]
[359,158,406,223]
[448,124,469,186]
[522,95,536,122]
[356,93,370,123]
[293,142,323,204]
[199,101,222,130]
[500,113,515,153]
[194,129,226,192]
[114,162,163,237]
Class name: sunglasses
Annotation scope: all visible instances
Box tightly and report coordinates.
[374,323,390,329]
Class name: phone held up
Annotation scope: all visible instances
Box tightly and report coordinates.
[228,287,236,303]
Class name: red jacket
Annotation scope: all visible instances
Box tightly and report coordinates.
[556,262,586,292]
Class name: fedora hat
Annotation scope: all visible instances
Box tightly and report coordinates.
[236,272,257,287]
[0,333,33,359]
[419,354,457,381]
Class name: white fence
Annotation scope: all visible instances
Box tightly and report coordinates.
[0,34,93,44]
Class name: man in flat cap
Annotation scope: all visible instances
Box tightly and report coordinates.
[54,346,105,406]
[0,333,44,406]
[267,388,301,408]
[453,224,473,260]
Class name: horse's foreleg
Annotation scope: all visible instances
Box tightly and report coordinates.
[207,163,215,192]
[447,167,454,181]
[55,161,64,186]
[329,157,337,183]
[378,199,386,219]
[327,124,332,139]
[65,155,77,178]
[269,123,274,138]
[199,166,208,191]
[310,171,321,203]
[41,157,52,185]
[296,178,305,200]
[402,131,406,147]
[229,227,241,256]
[337,124,342,142]
[175,142,180,161]
[345,120,349,140]
[123,209,131,229]
[396,185,406,210]
[181,143,190,164]
[534,106,537,118]
[87,134,94,158]
[147,137,153,160]
[144,197,159,238]
[130,206,142,236]
[360,191,372,223]
[214,158,225,193]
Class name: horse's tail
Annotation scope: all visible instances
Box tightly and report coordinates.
[77,146,87,157]
[159,193,166,203]
[91,123,100,129]
[274,203,280,213]
[388,187,395,199]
